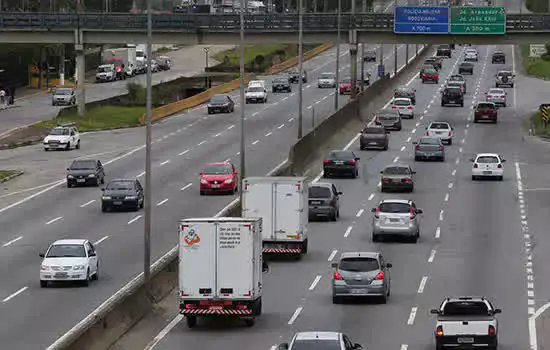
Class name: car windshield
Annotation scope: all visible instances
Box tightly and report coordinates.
[136,51,145,58]
[329,151,353,159]
[98,66,112,73]
[379,202,411,213]
[339,257,379,272]
[49,128,70,136]
[320,74,334,79]
[498,72,512,76]
[46,244,86,258]
[290,339,341,350]
[341,79,351,84]
[364,127,385,134]
[106,181,134,190]
[70,160,95,170]
[430,123,450,130]
[424,69,436,74]
[210,95,227,103]
[393,99,410,106]
[494,51,504,55]
[489,89,504,94]
[420,137,440,145]
[477,103,495,109]
[442,301,489,316]
[309,186,331,198]
[447,83,461,88]
[203,165,231,175]
[449,75,463,81]
[476,156,499,163]
[383,166,410,175]
[274,78,287,83]
[248,86,263,92]
[55,88,72,95]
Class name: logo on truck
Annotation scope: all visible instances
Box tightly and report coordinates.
[183,228,201,247]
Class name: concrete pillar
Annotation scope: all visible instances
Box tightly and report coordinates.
[59,44,65,86]
[349,43,358,100]
[76,45,86,117]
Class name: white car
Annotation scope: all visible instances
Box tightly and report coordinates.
[486,88,507,107]
[43,123,81,151]
[391,97,415,118]
[426,121,453,145]
[317,72,336,88]
[464,49,478,62]
[39,239,99,287]
[245,83,268,103]
[471,153,506,181]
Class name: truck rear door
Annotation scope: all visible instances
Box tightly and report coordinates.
[274,181,304,241]
[440,319,492,336]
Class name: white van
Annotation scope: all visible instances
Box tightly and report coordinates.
[246,80,268,104]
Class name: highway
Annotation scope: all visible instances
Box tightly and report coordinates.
[0,36,416,349]
[114,43,539,350]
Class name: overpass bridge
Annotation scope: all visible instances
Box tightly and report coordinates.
[0,12,548,45]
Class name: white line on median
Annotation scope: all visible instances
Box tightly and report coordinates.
[143,314,184,350]
[94,236,109,245]
[178,149,190,156]
[156,199,169,206]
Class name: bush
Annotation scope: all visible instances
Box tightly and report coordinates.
[126,82,146,106]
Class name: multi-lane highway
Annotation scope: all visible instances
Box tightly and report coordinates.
[0,34,419,348]
[112,43,541,350]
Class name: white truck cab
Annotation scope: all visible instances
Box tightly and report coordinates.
[246,80,268,103]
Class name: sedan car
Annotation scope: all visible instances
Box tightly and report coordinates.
[156,56,172,70]
[421,68,439,83]
[492,50,506,63]
[323,150,360,178]
[66,159,105,187]
[391,97,415,118]
[339,78,359,95]
[332,252,392,304]
[414,137,445,161]
[471,153,506,181]
[364,50,377,62]
[380,164,415,192]
[473,102,498,123]
[486,88,507,106]
[360,125,389,150]
[448,75,466,93]
[317,72,336,88]
[427,56,443,69]
[271,76,291,93]
[374,109,402,130]
[199,162,239,195]
[52,87,76,106]
[289,69,307,83]
[495,70,515,88]
[394,87,416,104]
[458,62,474,75]
[101,178,144,212]
[371,199,423,243]
[39,239,99,287]
[426,121,453,145]
[279,332,364,350]
[464,49,479,61]
[207,94,235,114]
[308,182,341,221]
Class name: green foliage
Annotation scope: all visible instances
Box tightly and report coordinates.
[520,44,550,79]
[526,0,548,13]
[126,82,146,106]
[34,106,144,131]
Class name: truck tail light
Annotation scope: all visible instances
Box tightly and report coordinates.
[436,326,444,336]
[236,305,248,309]
[333,271,342,280]
[374,271,385,280]
[488,325,496,336]
[185,304,197,309]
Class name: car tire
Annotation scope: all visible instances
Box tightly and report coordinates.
[330,210,337,221]
[352,170,358,179]
[503,103,506,107]
[447,139,452,145]
[40,280,48,288]
[510,83,514,88]
[381,185,386,193]
[101,176,105,184]
[92,264,99,280]
[82,269,90,287]
[186,316,197,328]
[415,156,420,161]
[76,140,80,150]
[474,118,478,123]
[359,144,365,150]
[435,80,439,84]
[440,157,445,162]
[102,205,109,212]
[301,239,308,254]
[409,186,414,193]
[244,318,256,327]
[332,296,342,304]
[380,294,387,304]
[441,101,445,107]
[323,171,329,178]
[461,102,464,107]
[207,110,212,115]
[396,126,402,131]
[134,202,140,211]
[472,175,477,181]
[498,176,503,181]
[272,89,276,93]
[200,190,205,195]
[372,234,379,242]
[384,144,388,150]
[67,182,72,188]
[65,143,70,151]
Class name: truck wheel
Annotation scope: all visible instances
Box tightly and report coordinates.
[186,316,197,328]
[332,296,341,304]
[244,318,255,327]
[301,239,308,254]
[372,234,379,242]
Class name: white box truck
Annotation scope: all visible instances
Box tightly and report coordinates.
[179,217,266,328]
[103,47,137,77]
[242,177,308,256]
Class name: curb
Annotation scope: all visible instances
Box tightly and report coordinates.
[0,170,24,183]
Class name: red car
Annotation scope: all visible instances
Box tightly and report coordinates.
[421,69,439,84]
[338,78,359,95]
[199,162,239,195]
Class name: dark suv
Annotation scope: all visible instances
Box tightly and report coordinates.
[441,87,464,107]
[271,77,291,93]
[308,182,342,221]
[436,45,452,58]
[491,51,505,64]
[101,178,144,212]
[289,69,307,83]
[473,102,498,123]
[66,159,105,187]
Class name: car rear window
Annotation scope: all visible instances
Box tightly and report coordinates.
[445,88,461,95]
[339,257,379,272]
[430,123,450,130]
[379,202,410,213]
[460,63,473,67]
[364,127,385,134]
[420,137,440,145]
[309,186,331,198]
[476,156,499,163]
[498,72,512,76]
[210,95,227,103]
[383,166,410,175]
[393,99,410,106]
[442,301,489,316]
[329,151,353,159]
[476,103,495,109]
[290,339,341,350]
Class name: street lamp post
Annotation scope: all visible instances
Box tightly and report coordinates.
[239,0,246,206]
[334,0,341,110]
[204,47,210,89]
[297,0,303,139]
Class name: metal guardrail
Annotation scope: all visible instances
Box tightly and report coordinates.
[0,12,549,31]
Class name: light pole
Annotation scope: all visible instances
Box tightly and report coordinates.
[297,0,303,138]
[334,0,341,110]
[143,0,153,297]
[350,0,358,100]
[239,0,246,206]
[204,46,210,88]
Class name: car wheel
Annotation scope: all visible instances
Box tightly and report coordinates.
[396,126,402,131]
[351,170,357,179]
[440,157,445,162]
[134,202,140,211]
[323,171,329,178]
[381,185,386,193]
[498,176,503,181]
[415,156,420,161]
[200,190,205,195]
[244,318,256,327]
[67,182,72,188]
[101,205,109,212]
[332,296,342,304]
[40,280,48,288]
[330,210,337,221]
[359,144,365,150]
[474,118,478,123]
[92,263,99,280]
[207,110,212,115]
[383,144,388,150]
[101,176,105,184]
[65,143,70,151]
[409,185,414,193]
[503,103,506,107]
[372,233,379,242]
[186,316,197,328]
[82,269,90,287]
[441,101,444,107]
[472,175,477,181]
[461,102,464,107]
[76,140,80,150]
[510,84,514,88]
[447,139,452,145]
[380,294,387,304]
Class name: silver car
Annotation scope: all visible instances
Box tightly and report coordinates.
[279,331,364,350]
[317,72,336,88]
[371,199,423,243]
[380,164,416,192]
[52,87,76,106]
[485,88,507,107]
[495,70,515,88]
[331,252,392,304]
[308,182,341,221]
[414,136,445,161]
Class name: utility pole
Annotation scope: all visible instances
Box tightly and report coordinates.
[334,0,341,110]
[239,0,246,205]
[297,0,304,138]
[349,0,358,100]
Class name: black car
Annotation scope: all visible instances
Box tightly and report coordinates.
[374,109,402,130]
[207,94,235,114]
[272,77,292,93]
[458,62,474,75]
[323,150,360,178]
[492,51,505,64]
[101,179,144,212]
[441,87,464,107]
[394,87,416,104]
[364,50,377,62]
[67,159,105,187]
[436,45,452,58]
[288,69,307,83]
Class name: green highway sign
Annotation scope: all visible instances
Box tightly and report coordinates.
[450,6,506,34]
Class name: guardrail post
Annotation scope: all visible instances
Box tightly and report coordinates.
[75,44,86,117]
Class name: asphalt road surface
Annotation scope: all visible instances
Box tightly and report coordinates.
[0,36,419,350]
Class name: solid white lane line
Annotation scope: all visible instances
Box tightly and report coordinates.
[288,307,303,325]
[344,226,353,238]
[309,275,322,291]
[407,307,418,325]
[45,216,62,225]
[278,124,285,129]
[157,198,169,206]
[435,227,441,239]
[178,149,190,156]
[94,236,109,245]
[328,250,338,261]
[2,236,22,247]
[252,140,260,145]
[417,276,428,294]
[428,249,437,263]
[80,200,95,208]
[137,171,146,177]
[227,124,235,130]
[128,215,142,224]
[180,183,192,191]
[368,193,375,201]
[356,209,364,217]
[265,132,272,137]
[400,146,406,152]
[2,286,28,303]
[143,314,184,350]
[198,140,206,146]
[160,160,170,166]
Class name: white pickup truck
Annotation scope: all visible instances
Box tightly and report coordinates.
[431,296,501,350]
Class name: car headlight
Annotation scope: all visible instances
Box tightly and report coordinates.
[43,140,49,144]
[88,174,96,177]
[67,175,74,179]
[41,265,49,271]
[224,178,233,183]
[102,196,112,200]
[73,265,85,270]
[125,196,137,200]
[200,179,208,184]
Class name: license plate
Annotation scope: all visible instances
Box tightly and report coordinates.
[351,289,368,294]
[369,142,377,145]
[311,201,322,205]
[335,161,343,165]
[77,179,85,183]
[54,273,68,278]
[482,115,489,118]
[209,305,223,310]
[483,171,492,175]
[50,145,58,148]
[436,131,443,134]
[211,184,220,188]
[449,100,455,103]
[458,337,474,344]
[389,218,400,222]
[113,201,122,205]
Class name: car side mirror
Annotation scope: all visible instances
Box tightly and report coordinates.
[66,168,70,171]
[278,343,289,350]
[412,171,417,174]
[39,253,45,258]
[331,262,338,268]
[494,308,502,314]
[380,171,384,174]
[386,263,392,268]
[417,209,423,214]
[101,188,105,191]
[430,309,440,315]
[412,141,417,144]
[337,191,343,195]
[353,344,363,350]
[371,208,377,212]
[501,159,506,162]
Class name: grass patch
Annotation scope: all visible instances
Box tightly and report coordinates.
[156,46,171,53]
[0,170,17,181]
[33,106,145,132]
[520,44,550,79]
[530,111,550,138]
[213,44,293,66]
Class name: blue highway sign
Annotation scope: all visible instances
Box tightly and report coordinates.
[394,6,450,34]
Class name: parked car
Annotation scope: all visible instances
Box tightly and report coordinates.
[374,109,402,131]
[207,94,235,114]
[323,150,360,178]
[414,136,445,161]
[360,125,389,150]
[380,164,416,193]
[473,102,498,123]
[308,182,341,221]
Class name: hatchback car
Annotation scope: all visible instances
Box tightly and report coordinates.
[289,69,307,83]
[308,182,341,221]
[421,68,439,83]
[101,178,144,212]
[414,137,445,161]
[207,94,235,114]
[391,97,415,118]
[317,72,337,88]
[278,331,364,350]
[471,153,506,181]
[394,87,416,104]
[52,87,76,106]
[436,45,452,58]
[458,62,474,75]
[473,102,498,123]
[495,70,515,88]
[374,109,402,130]
[39,239,99,287]
[199,162,239,195]
[492,50,506,63]
[486,88,507,107]
[323,150,360,178]
[371,199,423,243]
[271,76,292,93]
[66,159,105,187]
[464,49,479,61]
[441,86,464,107]
[332,252,392,304]
[360,125,389,150]
[426,121,453,145]
[380,164,415,192]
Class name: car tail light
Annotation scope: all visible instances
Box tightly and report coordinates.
[402,178,413,183]
[488,325,496,336]
[374,207,380,219]
[382,178,391,183]
[374,271,385,280]
[500,95,505,98]
[474,163,478,168]
[348,159,355,165]
[416,145,420,151]
[426,131,430,136]
[375,116,380,122]
[407,106,413,109]
[497,164,502,168]
[439,146,444,151]
[448,132,452,136]
[423,74,428,78]
[324,160,329,165]
[436,326,444,337]
[410,92,415,95]
[333,271,343,280]
[410,207,416,219]
[392,105,397,109]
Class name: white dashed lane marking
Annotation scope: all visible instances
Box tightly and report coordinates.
[160,160,170,166]
[45,216,62,225]
[428,249,437,263]
[180,183,192,191]
[94,235,109,245]
[407,307,418,325]
[344,226,353,238]
[308,275,322,291]
[2,286,28,303]
[356,209,364,217]
[328,250,338,261]
[417,276,428,294]
[2,236,22,247]
[80,199,95,208]
[178,149,190,156]
[435,227,441,239]
[127,215,142,225]
[252,140,260,145]
[157,198,169,206]
[288,307,303,325]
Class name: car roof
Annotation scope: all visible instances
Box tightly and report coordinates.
[498,70,512,73]
[320,72,334,75]
[429,121,450,126]
[341,251,379,259]
[493,50,504,54]
[445,296,487,302]
[477,101,496,106]
[460,62,473,65]
[309,182,332,189]
[476,153,500,157]
[52,239,87,245]
[376,109,400,114]
[489,88,504,91]
[294,331,341,341]
[205,162,230,166]
[379,198,411,204]
[109,178,135,183]
[383,163,409,169]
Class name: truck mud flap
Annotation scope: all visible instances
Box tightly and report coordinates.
[263,248,302,254]
[181,309,254,315]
